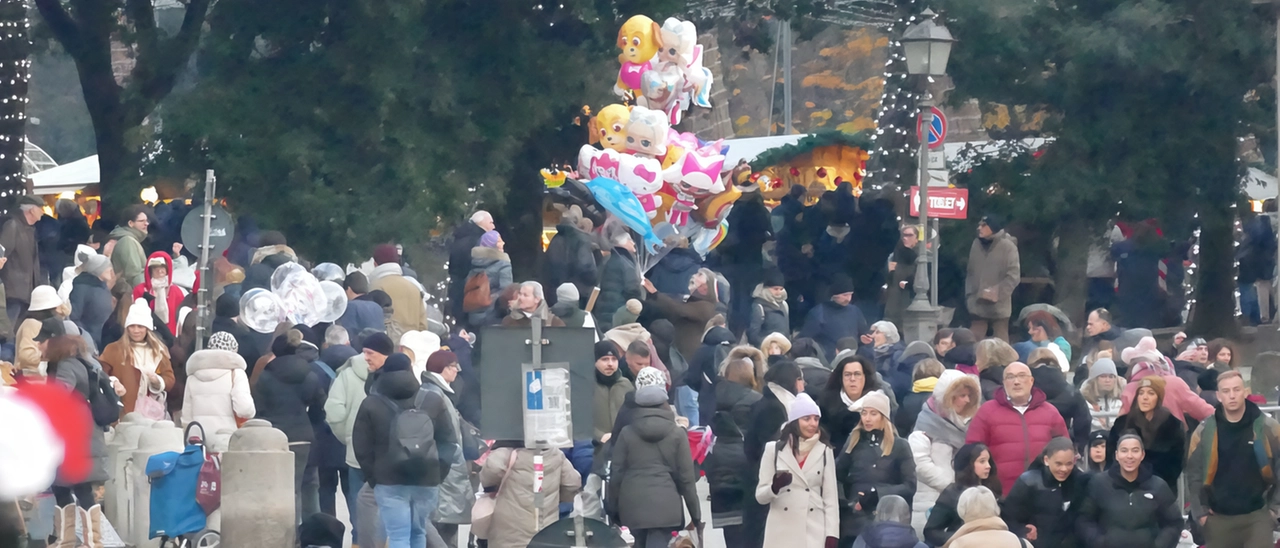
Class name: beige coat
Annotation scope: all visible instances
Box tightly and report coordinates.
[965,230,1020,319]
[755,441,839,548]
[943,516,1028,548]
[479,447,581,548]
[15,318,40,376]
[370,264,428,332]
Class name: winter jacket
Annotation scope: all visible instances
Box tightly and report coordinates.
[798,357,833,402]
[1119,365,1213,425]
[908,373,981,533]
[298,345,346,470]
[320,345,358,372]
[479,446,581,548]
[99,340,176,420]
[742,386,792,547]
[593,372,634,444]
[69,272,113,349]
[1075,465,1181,548]
[607,403,701,529]
[942,345,976,372]
[747,286,790,347]
[893,343,935,406]
[649,247,702,297]
[1030,365,1091,444]
[324,354,371,468]
[132,251,187,333]
[180,349,254,436]
[820,381,899,454]
[835,427,917,541]
[1003,461,1087,548]
[595,247,641,332]
[251,354,325,443]
[420,372,472,524]
[338,299,385,341]
[549,300,592,329]
[464,246,512,326]
[965,387,1070,496]
[371,263,428,332]
[646,290,719,363]
[1186,400,1280,521]
[799,300,870,361]
[885,242,919,326]
[1013,337,1072,365]
[1111,238,1166,329]
[1081,376,1126,431]
[860,340,906,394]
[965,230,1020,320]
[923,482,967,547]
[942,516,1027,548]
[704,380,761,527]
[685,328,748,421]
[351,367,456,487]
[50,357,108,484]
[109,225,147,288]
[978,365,1005,403]
[756,440,839,548]
[852,522,927,548]
[896,384,930,437]
[0,214,39,303]
[542,222,597,305]
[1107,411,1185,492]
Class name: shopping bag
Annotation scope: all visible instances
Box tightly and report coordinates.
[195,452,221,515]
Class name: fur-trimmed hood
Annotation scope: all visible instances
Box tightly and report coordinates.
[470,245,510,266]
[1081,374,1127,403]
[760,332,792,355]
[251,244,298,266]
[932,370,981,420]
[185,348,247,381]
[720,345,767,382]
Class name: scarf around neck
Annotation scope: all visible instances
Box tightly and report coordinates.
[752,283,788,310]
[796,433,822,461]
[914,402,966,450]
[768,382,797,413]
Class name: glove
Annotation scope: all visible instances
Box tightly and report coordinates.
[825,537,838,548]
[771,471,793,494]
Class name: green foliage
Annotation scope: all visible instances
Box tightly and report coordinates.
[749,130,875,170]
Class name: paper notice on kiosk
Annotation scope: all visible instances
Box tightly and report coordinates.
[523,365,573,448]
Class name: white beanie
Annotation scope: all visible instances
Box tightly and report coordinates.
[787,393,822,423]
[125,298,154,330]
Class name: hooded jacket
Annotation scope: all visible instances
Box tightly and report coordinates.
[109,225,147,288]
[180,349,254,436]
[965,387,1070,496]
[351,367,456,487]
[687,330,755,422]
[747,284,790,347]
[1186,399,1280,520]
[1119,363,1214,424]
[324,354,372,468]
[1075,465,1181,548]
[649,247,703,297]
[1003,459,1087,548]
[908,372,981,531]
[479,446,581,548]
[799,300,870,361]
[132,251,186,333]
[69,271,113,349]
[49,356,109,484]
[371,263,429,332]
[704,379,762,527]
[251,354,325,443]
[420,371,473,523]
[965,230,1020,319]
[1081,374,1126,431]
[542,222,597,304]
[595,247,641,332]
[1030,364,1092,444]
[607,397,701,530]
[466,246,512,326]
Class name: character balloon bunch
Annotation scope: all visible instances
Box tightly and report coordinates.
[239,262,349,333]
[614,15,713,126]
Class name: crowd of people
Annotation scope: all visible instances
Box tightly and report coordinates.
[2,191,1279,548]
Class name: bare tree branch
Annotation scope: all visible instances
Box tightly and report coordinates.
[123,0,212,125]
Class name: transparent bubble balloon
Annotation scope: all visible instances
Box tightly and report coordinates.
[312,263,346,283]
[276,269,326,326]
[270,262,308,294]
[317,280,348,323]
[239,288,287,334]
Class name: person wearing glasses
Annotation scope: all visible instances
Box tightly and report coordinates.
[964,362,1068,496]
[885,226,920,328]
[108,204,151,287]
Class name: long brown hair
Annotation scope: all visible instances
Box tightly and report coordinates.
[44,334,86,365]
[119,327,170,371]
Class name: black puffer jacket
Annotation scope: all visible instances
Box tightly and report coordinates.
[704,381,761,527]
[1003,460,1088,548]
[942,345,976,371]
[251,354,325,442]
[351,368,457,487]
[834,428,916,542]
[1030,365,1092,444]
[542,222,597,305]
[979,365,1005,402]
[606,396,701,530]
[1076,465,1181,548]
[686,326,738,421]
[922,482,966,547]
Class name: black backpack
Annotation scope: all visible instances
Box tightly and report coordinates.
[85,364,122,427]
[379,390,438,472]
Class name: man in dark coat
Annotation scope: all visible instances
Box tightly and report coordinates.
[339,272,386,348]
[684,325,737,422]
[716,186,772,337]
[648,241,702,297]
[542,206,597,307]
[251,333,327,521]
[746,269,790,347]
[211,292,264,376]
[772,185,814,331]
[447,211,493,321]
[0,195,43,328]
[798,275,869,361]
[643,269,719,363]
[595,233,641,332]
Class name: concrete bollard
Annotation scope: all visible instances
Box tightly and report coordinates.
[104,413,156,538]
[221,419,295,548]
[128,420,183,548]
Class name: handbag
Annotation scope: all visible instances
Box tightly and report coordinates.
[134,371,167,421]
[471,449,518,540]
[187,422,222,515]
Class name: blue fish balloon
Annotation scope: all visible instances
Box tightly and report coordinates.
[585,176,665,252]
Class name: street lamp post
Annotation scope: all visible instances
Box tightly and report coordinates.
[901,9,955,344]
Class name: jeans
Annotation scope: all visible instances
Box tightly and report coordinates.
[357,482,387,548]
[1240,282,1260,325]
[675,385,700,426]
[290,443,311,525]
[373,484,444,548]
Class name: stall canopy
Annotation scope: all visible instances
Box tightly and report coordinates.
[722,134,809,167]
[30,155,98,195]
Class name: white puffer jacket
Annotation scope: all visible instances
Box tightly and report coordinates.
[180,349,254,436]
[907,370,981,534]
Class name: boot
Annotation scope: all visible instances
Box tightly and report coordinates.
[50,506,76,548]
[80,506,104,548]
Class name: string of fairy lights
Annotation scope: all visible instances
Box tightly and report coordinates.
[864,0,922,193]
[0,6,28,218]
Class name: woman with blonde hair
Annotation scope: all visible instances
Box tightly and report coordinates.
[1081,357,1125,430]
[975,338,1018,401]
[835,390,916,545]
[909,370,982,533]
[100,299,175,420]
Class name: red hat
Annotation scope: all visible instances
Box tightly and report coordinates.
[373,244,399,266]
[426,350,458,374]
[13,379,92,484]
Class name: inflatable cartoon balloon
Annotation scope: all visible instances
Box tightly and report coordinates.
[585,176,664,252]
[589,104,631,153]
[625,106,670,158]
[239,288,287,334]
[317,280,349,323]
[614,15,660,98]
[270,262,308,294]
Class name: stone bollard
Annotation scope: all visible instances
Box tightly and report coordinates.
[104,413,156,538]
[221,419,295,547]
[128,420,183,548]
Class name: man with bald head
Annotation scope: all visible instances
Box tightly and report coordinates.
[965,361,1070,495]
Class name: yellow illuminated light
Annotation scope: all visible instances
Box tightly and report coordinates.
[57,191,75,201]
[140,187,158,204]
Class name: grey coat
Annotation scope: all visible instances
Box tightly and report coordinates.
[0,214,39,302]
[420,373,474,524]
[965,230,1020,319]
[607,403,702,530]
[467,246,513,326]
[52,356,109,484]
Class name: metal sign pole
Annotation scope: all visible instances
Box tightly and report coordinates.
[194,170,215,351]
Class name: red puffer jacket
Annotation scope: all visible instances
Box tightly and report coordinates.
[964,386,1069,496]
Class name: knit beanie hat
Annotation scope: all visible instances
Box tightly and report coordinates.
[556,283,580,305]
[425,350,458,374]
[125,298,154,330]
[1089,358,1118,380]
[480,231,502,249]
[852,390,892,419]
[634,366,666,389]
[362,332,395,357]
[1134,375,1166,408]
[595,340,621,361]
[381,353,413,373]
[208,331,239,353]
[1121,336,1164,367]
[612,299,643,327]
[981,214,1006,233]
[787,393,822,423]
[372,244,399,266]
[77,250,110,278]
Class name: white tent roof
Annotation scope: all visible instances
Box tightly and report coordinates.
[1245,168,1280,201]
[721,134,809,167]
[29,155,97,195]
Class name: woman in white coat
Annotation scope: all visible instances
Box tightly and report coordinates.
[756,393,839,548]
[908,370,981,533]
[180,332,254,435]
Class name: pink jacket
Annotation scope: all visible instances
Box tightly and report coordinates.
[1120,366,1214,423]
